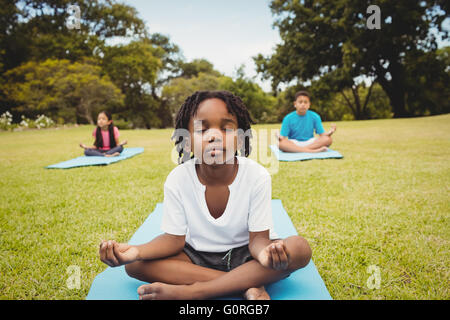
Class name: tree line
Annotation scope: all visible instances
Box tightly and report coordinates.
[0,0,448,129]
[255,0,449,119]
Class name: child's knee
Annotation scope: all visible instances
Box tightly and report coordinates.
[287,236,312,271]
[322,135,332,146]
[125,261,141,279]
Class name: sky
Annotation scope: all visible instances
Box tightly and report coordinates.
[122,0,281,91]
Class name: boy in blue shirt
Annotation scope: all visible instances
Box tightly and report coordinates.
[277,91,336,153]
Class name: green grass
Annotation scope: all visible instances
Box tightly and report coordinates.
[0,114,449,300]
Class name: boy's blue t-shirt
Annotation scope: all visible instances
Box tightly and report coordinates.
[280,110,325,141]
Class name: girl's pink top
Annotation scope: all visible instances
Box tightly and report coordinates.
[92,126,120,150]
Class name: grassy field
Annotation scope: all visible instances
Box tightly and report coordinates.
[0,114,449,300]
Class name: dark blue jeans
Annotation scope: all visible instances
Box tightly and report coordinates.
[84,145,123,156]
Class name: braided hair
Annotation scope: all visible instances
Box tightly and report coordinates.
[172,90,254,164]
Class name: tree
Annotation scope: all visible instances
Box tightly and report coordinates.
[178,59,222,79]
[317,83,392,121]
[403,47,450,116]
[0,0,148,116]
[306,70,378,120]
[4,59,123,124]
[0,0,148,69]
[255,0,449,118]
[219,66,277,123]
[162,67,279,125]
[162,72,222,121]
[101,39,172,128]
[142,33,184,128]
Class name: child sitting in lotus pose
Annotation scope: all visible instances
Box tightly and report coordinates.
[79,111,127,157]
[99,91,312,300]
[277,90,336,153]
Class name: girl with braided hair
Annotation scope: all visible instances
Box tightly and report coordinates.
[99,91,312,300]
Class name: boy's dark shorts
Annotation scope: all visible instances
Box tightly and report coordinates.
[183,242,254,272]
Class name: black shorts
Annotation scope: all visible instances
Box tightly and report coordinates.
[183,242,254,272]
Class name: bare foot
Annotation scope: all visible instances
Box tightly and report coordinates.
[105,152,120,157]
[313,146,328,153]
[244,286,271,300]
[138,282,196,300]
[303,146,328,153]
[292,144,328,154]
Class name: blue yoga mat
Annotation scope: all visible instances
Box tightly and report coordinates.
[86,199,332,300]
[270,145,343,162]
[46,147,144,169]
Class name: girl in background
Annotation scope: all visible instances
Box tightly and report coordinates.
[80,111,127,157]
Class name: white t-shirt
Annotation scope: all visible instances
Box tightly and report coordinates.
[161,156,277,252]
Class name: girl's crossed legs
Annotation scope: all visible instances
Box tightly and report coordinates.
[84,145,124,157]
